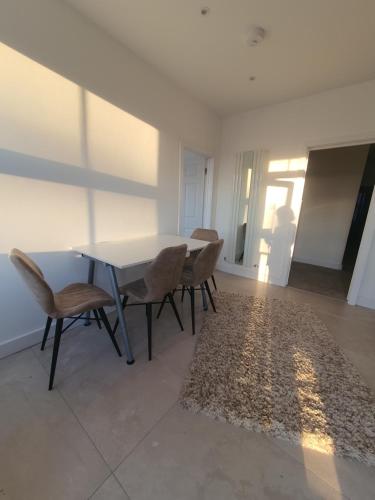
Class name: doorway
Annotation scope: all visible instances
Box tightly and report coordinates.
[179,148,213,237]
[288,144,375,299]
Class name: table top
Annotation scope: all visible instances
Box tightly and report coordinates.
[73,234,209,269]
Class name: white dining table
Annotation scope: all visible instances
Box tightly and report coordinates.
[73,234,209,364]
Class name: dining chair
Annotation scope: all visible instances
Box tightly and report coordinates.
[113,244,187,361]
[9,248,121,390]
[189,228,219,290]
[158,239,224,335]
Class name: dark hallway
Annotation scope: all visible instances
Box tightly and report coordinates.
[289,144,375,299]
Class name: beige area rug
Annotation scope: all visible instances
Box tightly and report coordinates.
[181,291,375,466]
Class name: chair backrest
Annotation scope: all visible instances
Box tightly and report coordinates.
[9,248,55,316]
[144,244,188,301]
[191,228,219,242]
[192,239,224,286]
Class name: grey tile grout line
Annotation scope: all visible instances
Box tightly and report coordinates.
[31,345,133,499]
[29,340,181,497]
[30,348,114,482]
[262,433,353,500]
[113,403,351,500]
[87,473,131,500]
[11,321,355,499]
[116,344,354,500]
[30,345,137,500]
[107,349,188,478]
[112,399,181,477]
[112,474,132,500]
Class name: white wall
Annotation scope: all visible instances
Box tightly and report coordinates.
[293,146,369,269]
[0,0,220,356]
[217,79,375,307]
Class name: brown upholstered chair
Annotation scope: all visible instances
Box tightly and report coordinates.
[191,228,219,242]
[113,244,187,360]
[180,239,223,335]
[158,239,224,335]
[9,248,120,390]
[188,228,219,291]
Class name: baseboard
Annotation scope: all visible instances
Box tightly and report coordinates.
[217,261,284,286]
[0,325,48,360]
[356,295,375,310]
[0,306,118,360]
[292,257,342,271]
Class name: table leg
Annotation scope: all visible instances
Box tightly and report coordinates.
[106,264,134,364]
[200,283,208,311]
[85,259,96,325]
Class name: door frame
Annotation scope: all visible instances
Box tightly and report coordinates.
[178,144,214,235]
[287,136,375,305]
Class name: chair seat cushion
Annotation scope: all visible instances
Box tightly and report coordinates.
[53,283,114,318]
[119,279,148,302]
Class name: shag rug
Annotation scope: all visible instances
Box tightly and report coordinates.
[181,291,375,466]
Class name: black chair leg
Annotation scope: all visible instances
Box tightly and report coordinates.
[98,308,122,357]
[93,309,102,329]
[168,293,184,331]
[200,283,208,311]
[113,295,128,334]
[204,280,216,312]
[48,318,63,390]
[181,285,185,302]
[211,274,218,291]
[190,286,195,335]
[156,295,167,318]
[41,316,52,351]
[146,303,152,360]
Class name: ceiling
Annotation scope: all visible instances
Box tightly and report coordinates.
[65,0,375,116]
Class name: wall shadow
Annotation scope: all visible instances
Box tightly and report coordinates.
[0,149,161,199]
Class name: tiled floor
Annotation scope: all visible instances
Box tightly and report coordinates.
[1,271,375,499]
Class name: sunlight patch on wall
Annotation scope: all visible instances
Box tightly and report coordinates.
[91,190,158,243]
[0,174,89,253]
[0,42,170,255]
[0,42,160,187]
[86,92,159,185]
[0,43,81,166]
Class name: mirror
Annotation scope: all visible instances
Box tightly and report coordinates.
[228,150,268,268]
[234,154,253,264]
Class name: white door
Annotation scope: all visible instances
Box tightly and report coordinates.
[180,150,206,237]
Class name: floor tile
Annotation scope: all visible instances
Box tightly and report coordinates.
[91,475,129,500]
[0,350,109,500]
[155,333,197,380]
[272,437,375,500]
[116,405,345,500]
[32,321,120,385]
[315,311,375,391]
[59,349,182,469]
[2,271,375,499]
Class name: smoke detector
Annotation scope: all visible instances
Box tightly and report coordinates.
[243,26,266,47]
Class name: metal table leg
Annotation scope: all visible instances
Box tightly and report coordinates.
[106,264,134,364]
[85,259,96,325]
[200,283,208,311]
